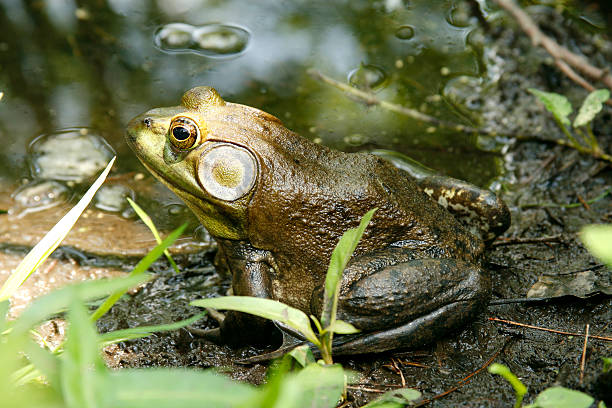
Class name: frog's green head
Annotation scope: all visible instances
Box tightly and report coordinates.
[126,86,286,240]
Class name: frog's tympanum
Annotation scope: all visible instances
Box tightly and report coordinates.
[126,87,510,355]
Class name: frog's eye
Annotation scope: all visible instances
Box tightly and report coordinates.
[197,144,257,201]
[169,117,200,150]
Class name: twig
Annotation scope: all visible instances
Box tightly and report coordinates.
[346,385,387,393]
[491,234,563,247]
[514,135,612,163]
[397,359,429,368]
[308,68,501,137]
[489,318,612,341]
[493,0,612,104]
[310,68,612,164]
[579,324,589,385]
[576,194,591,211]
[414,338,511,406]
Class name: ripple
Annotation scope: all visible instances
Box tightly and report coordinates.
[348,64,387,91]
[154,23,250,58]
[395,25,415,40]
[28,128,115,182]
[11,179,71,216]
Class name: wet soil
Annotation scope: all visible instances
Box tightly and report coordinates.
[1,5,611,407]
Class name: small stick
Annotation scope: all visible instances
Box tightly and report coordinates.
[414,339,511,406]
[346,385,387,393]
[579,324,589,385]
[576,194,591,211]
[491,234,563,247]
[307,68,501,137]
[489,317,612,341]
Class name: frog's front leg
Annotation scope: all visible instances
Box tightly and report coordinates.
[312,247,490,355]
[209,239,281,346]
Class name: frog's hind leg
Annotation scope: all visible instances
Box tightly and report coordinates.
[417,175,510,242]
[313,251,490,355]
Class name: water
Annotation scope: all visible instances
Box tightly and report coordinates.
[0,0,506,224]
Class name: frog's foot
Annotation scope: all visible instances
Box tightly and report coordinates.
[313,253,490,355]
[185,326,223,343]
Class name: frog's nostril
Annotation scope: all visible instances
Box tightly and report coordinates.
[143,117,152,127]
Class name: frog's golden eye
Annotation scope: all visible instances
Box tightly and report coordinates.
[197,143,257,201]
[169,117,200,150]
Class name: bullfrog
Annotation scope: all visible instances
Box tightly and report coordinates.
[126,86,510,354]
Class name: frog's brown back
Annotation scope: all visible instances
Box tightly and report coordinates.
[244,126,482,309]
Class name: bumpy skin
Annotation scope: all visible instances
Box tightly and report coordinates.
[126,87,510,354]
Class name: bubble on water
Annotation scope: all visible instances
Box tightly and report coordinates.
[93,184,134,213]
[28,128,115,182]
[154,23,250,58]
[343,133,369,147]
[154,23,193,50]
[348,64,387,91]
[395,25,415,40]
[446,4,471,28]
[11,179,71,216]
[192,24,249,55]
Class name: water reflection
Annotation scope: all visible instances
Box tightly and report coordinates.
[0,0,502,194]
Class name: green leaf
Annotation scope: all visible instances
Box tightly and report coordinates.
[127,197,180,274]
[106,368,257,407]
[363,388,422,407]
[580,224,612,268]
[190,296,320,346]
[0,157,116,301]
[11,275,151,338]
[98,311,206,346]
[321,208,376,329]
[532,386,594,408]
[603,357,612,373]
[61,297,107,408]
[573,89,610,128]
[325,319,360,335]
[0,299,8,334]
[489,363,527,408]
[528,88,572,126]
[90,224,186,321]
[268,363,345,408]
[286,345,315,368]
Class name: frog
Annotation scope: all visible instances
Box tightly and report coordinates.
[125,86,510,355]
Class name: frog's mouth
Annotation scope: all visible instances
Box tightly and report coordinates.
[139,157,207,205]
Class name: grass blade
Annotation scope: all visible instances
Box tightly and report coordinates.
[11,275,151,338]
[99,311,206,346]
[90,224,187,322]
[61,297,107,408]
[321,208,375,329]
[126,197,180,274]
[0,157,116,301]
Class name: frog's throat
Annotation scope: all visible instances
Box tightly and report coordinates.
[139,160,247,240]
